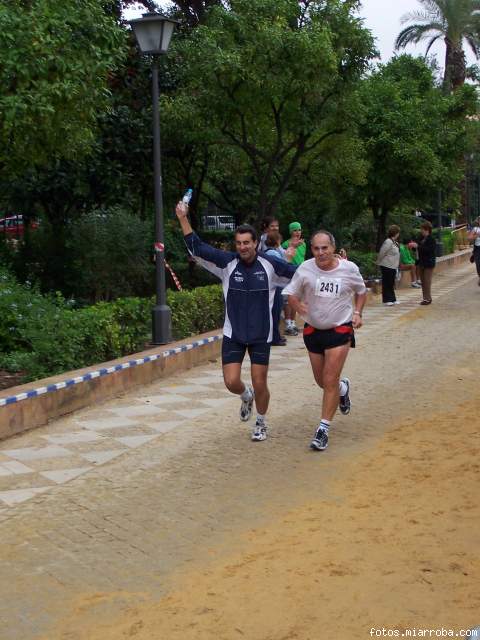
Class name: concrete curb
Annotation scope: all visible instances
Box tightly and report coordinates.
[0,331,222,440]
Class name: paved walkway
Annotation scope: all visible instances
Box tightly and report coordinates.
[0,261,477,639]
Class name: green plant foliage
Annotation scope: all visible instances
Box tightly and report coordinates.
[65,208,154,302]
[358,55,477,247]
[0,268,224,383]
[14,208,154,303]
[434,228,455,254]
[345,250,378,279]
[0,0,127,178]
[165,0,375,222]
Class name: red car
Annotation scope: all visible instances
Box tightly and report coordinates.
[0,215,39,237]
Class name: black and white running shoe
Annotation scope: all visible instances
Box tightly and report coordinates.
[310,426,328,451]
[251,420,267,441]
[339,377,351,415]
[284,325,299,336]
[240,384,254,422]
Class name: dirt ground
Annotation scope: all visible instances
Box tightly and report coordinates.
[37,273,480,640]
[45,405,480,640]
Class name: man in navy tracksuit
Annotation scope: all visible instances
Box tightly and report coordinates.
[176,201,296,441]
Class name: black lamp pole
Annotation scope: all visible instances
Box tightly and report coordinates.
[128,12,179,344]
[151,58,171,344]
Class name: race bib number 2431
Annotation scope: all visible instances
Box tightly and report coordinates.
[314,277,342,298]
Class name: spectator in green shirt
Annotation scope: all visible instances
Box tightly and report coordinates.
[399,241,421,288]
[282,221,306,334]
[282,221,306,265]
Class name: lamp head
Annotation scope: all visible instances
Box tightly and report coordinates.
[128,12,179,55]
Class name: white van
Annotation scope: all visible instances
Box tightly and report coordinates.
[202,215,235,231]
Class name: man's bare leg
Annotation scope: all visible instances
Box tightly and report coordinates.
[308,344,350,450]
[223,362,254,422]
[251,363,269,414]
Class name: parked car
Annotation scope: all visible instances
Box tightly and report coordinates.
[0,215,39,237]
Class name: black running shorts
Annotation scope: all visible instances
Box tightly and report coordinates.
[302,322,355,355]
[222,336,271,366]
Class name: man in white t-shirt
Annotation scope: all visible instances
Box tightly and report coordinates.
[468,217,480,285]
[283,231,367,451]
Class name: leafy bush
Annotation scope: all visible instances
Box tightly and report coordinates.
[345,250,378,278]
[65,208,154,302]
[434,228,454,254]
[0,268,223,383]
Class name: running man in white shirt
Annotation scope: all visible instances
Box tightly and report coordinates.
[283,231,367,451]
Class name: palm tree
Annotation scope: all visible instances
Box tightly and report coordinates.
[395,0,480,92]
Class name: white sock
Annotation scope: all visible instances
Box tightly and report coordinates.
[339,380,348,397]
[240,385,253,400]
[319,419,331,432]
[256,414,265,424]
[286,319,294,327]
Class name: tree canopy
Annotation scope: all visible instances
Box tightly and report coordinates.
[0,0,126,179]
[358,55,477,246]
[164,0,375,222]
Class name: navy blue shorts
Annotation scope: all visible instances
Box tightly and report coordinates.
[303,323,355,355]
[222,336,271,366]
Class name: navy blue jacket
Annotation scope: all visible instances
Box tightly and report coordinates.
[185,232,296,343]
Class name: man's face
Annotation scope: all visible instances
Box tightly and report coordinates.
[235,232,258,263]
[311,233,335,268]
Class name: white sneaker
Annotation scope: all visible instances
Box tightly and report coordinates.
[384,302,395,306]
[393,300,400,304]
[240,385,254,422]
[251,420,267,441]
[411,282,421,288]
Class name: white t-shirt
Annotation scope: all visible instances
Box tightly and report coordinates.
[473,227,480,247]
[283,258,367,329]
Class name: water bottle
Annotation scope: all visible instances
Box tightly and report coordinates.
[182,188,193,205]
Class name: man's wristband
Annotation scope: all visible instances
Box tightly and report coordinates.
[353,310,362,317]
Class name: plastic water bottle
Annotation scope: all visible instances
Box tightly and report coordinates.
[182,188,193,205]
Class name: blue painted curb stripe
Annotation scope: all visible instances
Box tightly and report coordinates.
[0,334,223,408]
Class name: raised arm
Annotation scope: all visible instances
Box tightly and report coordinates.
[175,200,235,270]
[176,201,193,236]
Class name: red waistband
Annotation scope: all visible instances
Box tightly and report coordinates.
[303,323,353,335]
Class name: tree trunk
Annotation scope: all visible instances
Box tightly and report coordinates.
[443,37,466,93]
[373,205,388,251]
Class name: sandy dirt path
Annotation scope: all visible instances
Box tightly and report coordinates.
[2,265,479,640]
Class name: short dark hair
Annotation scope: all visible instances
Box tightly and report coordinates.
[310,230,336,247]
[420,221,433,233]
[235,224,257,242]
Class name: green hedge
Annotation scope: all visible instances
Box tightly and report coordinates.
[433,228,454,254]
[345,250,378,278]
[0,268,224,383]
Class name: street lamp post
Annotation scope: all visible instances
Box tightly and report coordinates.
[128,12,179,344]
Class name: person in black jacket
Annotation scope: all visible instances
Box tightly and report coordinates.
[175,200,296,442]
[417,221,436,305]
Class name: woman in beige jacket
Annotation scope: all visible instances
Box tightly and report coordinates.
[377,225,400,305]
